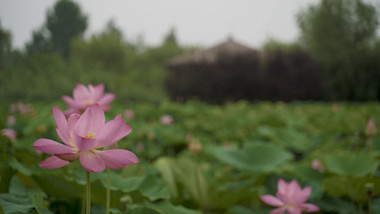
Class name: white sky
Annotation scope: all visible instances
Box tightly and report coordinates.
[0,0,321,49]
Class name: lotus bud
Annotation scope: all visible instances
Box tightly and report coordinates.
[160,114,173,125]
[37,125,47,134]
[312,159,324,172]
[189,139,203,154]
[366,183,374,198]
[1,129,17,142]
[124,109,135,119]
[365,118,377,137]
[7,115,16,125]
[137,141,144,153]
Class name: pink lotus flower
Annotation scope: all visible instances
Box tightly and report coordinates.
[160,114,173,125]
[7,115,16,125]
[124,109,135,119]
[1,129,17,142]
[17,101,32,115]
[312,159,324,173]
[62,83,115,116]
[10,101,33,115]
[261,179,319,214]
[366,118,377,137]
[33,105,138,172]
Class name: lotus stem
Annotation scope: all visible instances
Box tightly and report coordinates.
[369,197,372,214]
[194,155,203,210]
[106,168,111,214]
[86,171,91,214]
[81,188,86,214]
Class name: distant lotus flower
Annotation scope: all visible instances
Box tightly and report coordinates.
[62,83,115,116]
[261,179,319,214]
[124,109,135,119]
[10,104,17,113]
[10,101,32,115]
[160,114,173,125]
[365,118,377,137]
[136,141,144,153]
[33,105,138,172]
[17,101,32,115]
[1,129,17,142]
[7,116,16,125]
[312,159,324,173]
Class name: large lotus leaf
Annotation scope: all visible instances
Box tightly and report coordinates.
[227,205,272,214]
[154,156,255,209]
[142,201,202,214]
[153,157,179,198]
[168,156,211,206]
[0,176,53,214]
[156,126,187,146]
[67,164,145,193]
[139,173,171,201]
[8,175,27,196]
[313,196,358,214]
[32,172,83,199]
[33,170,139,208]
[0,165,15,193]
[208,144,292,173]
[323,176,380,203]
[0,203,4,214]
[73,165,170,202]
[257,126,311,150]
[227,206,255,214]
[326,152,373,177]
[8,157,31,176]
[0,199,34,214]
[213,181,254,209]
[373,198,380,214]
[124,206,162,214]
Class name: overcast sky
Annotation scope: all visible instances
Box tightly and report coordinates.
[0,0,321,49]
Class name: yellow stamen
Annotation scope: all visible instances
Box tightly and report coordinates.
[86,99,95,105]
[86,132,95,139]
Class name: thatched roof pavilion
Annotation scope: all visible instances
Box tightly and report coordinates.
[168,37,259,67]
[166,37,262,103]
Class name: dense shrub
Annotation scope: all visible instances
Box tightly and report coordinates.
[166,44,324,103]
[166,52,261,103]
[261,47,324,101]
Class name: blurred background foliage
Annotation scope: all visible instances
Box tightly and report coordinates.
[0,0,380,103]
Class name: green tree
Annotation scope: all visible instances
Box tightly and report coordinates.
[0,20,12,70]
[46,0,87,58]
[25,28,52,55]
[163,27,178,46]
[144,28,184,65]
[71,20,128,72]
[297,0,379,100]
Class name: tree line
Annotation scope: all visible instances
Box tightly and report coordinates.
[0,0,379,102]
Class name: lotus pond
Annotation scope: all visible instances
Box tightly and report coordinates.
[1,100,380,214]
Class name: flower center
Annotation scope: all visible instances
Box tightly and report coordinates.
[86,132,95,139]
[86,99,95,105]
